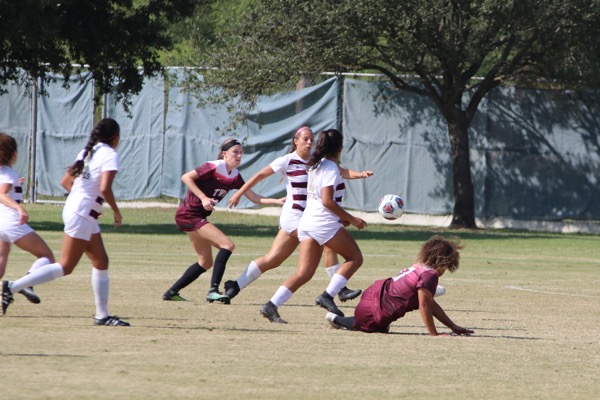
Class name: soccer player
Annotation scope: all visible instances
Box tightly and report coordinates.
[0,132,55,304]
[325,235,474,336]
[162,139,284,303]
[2,118,130,326]
[225,127,372,304]
[259,129,368,323]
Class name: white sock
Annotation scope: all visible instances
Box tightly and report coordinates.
[10,263,64,293]
[270,285,293,307]
[325,264,340,279]
[237,261,262,289]
[92,268,110,319]
[325,273,348,297]
[28,257,52,273]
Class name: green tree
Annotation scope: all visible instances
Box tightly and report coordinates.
[199,0,600,228]
[0,0,195,105]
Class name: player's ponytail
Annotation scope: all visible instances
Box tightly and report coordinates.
[308,129,343,170]
[67,118,120,177]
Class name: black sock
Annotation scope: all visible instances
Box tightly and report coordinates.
[209,249,232,292]
[170,262,205,293]
[321,291,333,299]
[336,316,356,330]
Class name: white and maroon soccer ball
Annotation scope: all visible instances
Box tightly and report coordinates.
[378,194,404,220]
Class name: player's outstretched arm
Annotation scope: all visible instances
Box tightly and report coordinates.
[431,299,474,336]
[338,166,374,180]
[418,288,442,336]
[244,189,285,206]
[229,165,275,208]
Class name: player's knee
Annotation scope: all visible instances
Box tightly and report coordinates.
[221,241,235,252]
[354,253,364,267]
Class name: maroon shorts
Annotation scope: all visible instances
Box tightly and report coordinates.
[353,281,389,333]
[175,209,210,232]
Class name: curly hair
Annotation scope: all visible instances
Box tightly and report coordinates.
[0,132,17,166]
[417,235,463,274]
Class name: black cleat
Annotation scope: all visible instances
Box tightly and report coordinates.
[260,301,287,323]
[94,315,131,326]
[2,281,14,315]
[19,287,41,304]
[315,293,344,317]
[163,289,187,301]
[224,280,240,300]
[337,287,362,302]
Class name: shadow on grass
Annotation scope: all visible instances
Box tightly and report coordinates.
[30,221,581,241]
[0,353,87,358]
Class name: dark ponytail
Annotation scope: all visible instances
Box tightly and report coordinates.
[0,132,17,166]
[68,118,120,177]
[308,129,343,170]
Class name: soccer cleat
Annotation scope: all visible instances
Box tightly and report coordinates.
[163,290,187,301]
[435,285,446,297]
[224,280,240,300]
[260,301,287,324]
[338,287,362,302]
[2,281,14,315]
[94,315,131,326]
[315,293,344,317]
[206,290,230,304]
[325,312,342,329]
[19,287,41,304]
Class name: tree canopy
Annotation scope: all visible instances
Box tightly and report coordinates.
[196,0,600,228]
[0,0,196,104]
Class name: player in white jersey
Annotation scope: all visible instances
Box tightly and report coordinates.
[225,127,372,303]
[0,133,54,304]
[260,129,367,323]
[2,119,129,326]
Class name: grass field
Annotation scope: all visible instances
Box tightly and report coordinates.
[1,204,599,399]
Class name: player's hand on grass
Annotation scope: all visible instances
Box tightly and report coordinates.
[451,326,474,336]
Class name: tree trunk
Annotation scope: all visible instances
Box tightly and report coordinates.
[447,118,477,229]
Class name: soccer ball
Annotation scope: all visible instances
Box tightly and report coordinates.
[378,194,404,220]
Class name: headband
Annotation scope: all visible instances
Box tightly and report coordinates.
[221,139,241,152]
[295,126,312,137]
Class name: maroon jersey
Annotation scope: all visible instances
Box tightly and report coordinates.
[354,264,439,333]
[175,160,245,231]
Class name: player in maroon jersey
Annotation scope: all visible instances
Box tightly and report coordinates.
[326,235,474,336]
[162,138,284,303]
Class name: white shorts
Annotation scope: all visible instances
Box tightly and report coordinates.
[0,223,34,243]
[279,210,302,235]
[297,224,342,246]
[63,208,101,241]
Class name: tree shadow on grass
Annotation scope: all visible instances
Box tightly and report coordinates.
[31,220,584,241]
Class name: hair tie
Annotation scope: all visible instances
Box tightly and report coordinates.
[221,139,241,152]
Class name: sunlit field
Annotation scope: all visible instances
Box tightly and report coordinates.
[2,204,599,399]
